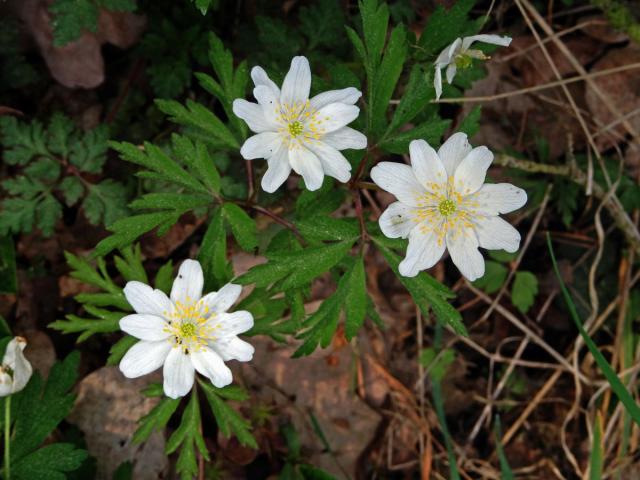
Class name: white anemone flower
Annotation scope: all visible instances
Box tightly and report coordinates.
[434,34,512,100]
[0,336,33,397]
[371,133,527,281]
[233,56,367,192]
[118,260,254,399]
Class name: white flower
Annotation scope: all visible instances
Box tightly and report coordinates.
[371,133,527,281]
[0,337,33,397]
[233,56,367,192]
[118,260,254,399]
[434,34,512,100]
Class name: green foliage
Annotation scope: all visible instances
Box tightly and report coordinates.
[473,260,508,294]
[279,423,337,479]
[591,0,640,43]
[0,114,129,237]
[1,352,87,479]
[420,347,456,382]
[511,271,538,314]
[49,0,137,47]
[493,417,514,480]
[415,0,480,58]
[50,245,172,342]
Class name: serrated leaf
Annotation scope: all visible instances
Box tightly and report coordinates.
[457,105,482,136]
[83,179,129,227]
[12,443,88,480]
[295,217,360,242]
[0,116,47,165]
[199,208,231,290]
[106,335,137,365]
[295,180,346,218]
[200,381,257,449]
[59,176,85,206]
[155,260,174,294]
[416,0,478,57]
[222,203,257,251]
[379,117,451,154]
[473,260,507,294]
[511,271,538,314]
[37,193,62,236]
[133,396,181,444]
[385,64,431,136]
[375,240,466,335]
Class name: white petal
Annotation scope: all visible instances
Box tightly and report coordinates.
[210,310,254,337]
[170,259,204,304]
[0,373,12,397]
[453,146,493,195]
[438,132,472,177]
[261,142,292,193]
[163,348,195,398]
[190,347,233,388]
[399,222,447,277]
[2,337,24,368]
[379,202,418,239]
[409,139,447,190]
[119,340,171,378]
[436,37,462,65]
[370,162,426,207]
[119,314,170,341]
[471,183,528,215]
[473,215,521,253]
[462,34,512,51]
[321,127,367,150]
[306,141,352,183]
[251,66,280,98]
[446,64,457,84]
[310,87,361,110]
[212,337,255,362]
[253,85,280,125]
[198,283,242,315]
[240,132,282,160]
[280,56,311,107]
[232,99,276,133]
[314,103,360,133]
[289,145,325,191]
[123,282,173,316]
[446,227,485,281]
[7,338,32,394]
[434,66,443,101]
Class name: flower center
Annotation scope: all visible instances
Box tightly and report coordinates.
[288,121,304,138]
[454,53,473,69]
[164,301,219,354]
[438,199,457,216]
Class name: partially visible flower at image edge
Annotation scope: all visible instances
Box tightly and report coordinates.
[233,55,367,192]
[371,132,527,281]
[118,259,254,399]
[0,336,33,397]
[434,34,512,101]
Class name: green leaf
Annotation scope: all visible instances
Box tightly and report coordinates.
[457,105,482,137]
[192,0,215,14]
[222,203,257,251]
[375,240,466,335]
[12,443,88,480]
[133,396,181,444]
[359,0,389,66]
[473,260,507,294]
[69,124,109,173]
[155,260,174,294]
[370,24,407,137]
[295,217,359,243]
[50,306,125,342]
[199,208,232,290]
[494,417,514,480]
[0,236,17,294]
[417,0,478,57]
[114,244,147,283]
[420,347,455,382]
[59,176,85,206]
[511,271,538,314]
[106,335,137,366]
[37,194,62,236]
[11,352,80,462]
[379,117,451,154]
[200,381,258,449]
[0,116,47,165]
[548,234,640,427]
[385,64,431,136]
[589,414,603,480]
[299,465,338,480]
[49,0,99,47]
[166,390,209,480]
[83,179,130,227]
[155,99,239,149]
[295,180,346,218]
[344,256,366,340]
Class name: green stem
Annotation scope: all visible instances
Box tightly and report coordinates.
[4,395,10,480]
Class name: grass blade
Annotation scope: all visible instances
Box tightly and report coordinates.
[547,234,640,426]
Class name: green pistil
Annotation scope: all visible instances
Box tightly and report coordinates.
[288,121,304,137]
[454,53,473,69]
[438,199,457,217]
[180,323,196,337]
